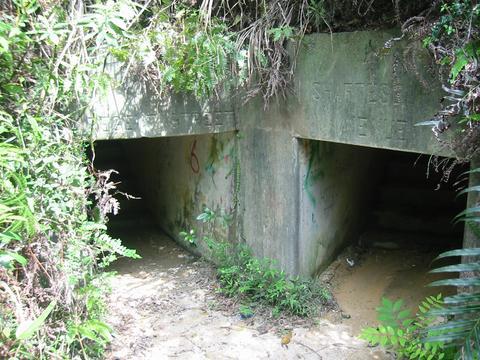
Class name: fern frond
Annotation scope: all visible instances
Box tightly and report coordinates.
[427,247,480,359]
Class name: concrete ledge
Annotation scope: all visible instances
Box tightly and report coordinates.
[293,31,448,156]
[84,63,236,140]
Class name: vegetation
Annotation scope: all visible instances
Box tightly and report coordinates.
[362,1,480,358]
[184,207,331,317]
[360,176,480,359]
[0,0,478,358]
[413,2,480,358]
[0,1,144,358]
[360,295,455,360]
[413,0,480,164]
[419,172,480,359]
[123,5,247,99]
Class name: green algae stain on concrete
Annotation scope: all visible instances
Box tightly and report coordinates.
[303,141,336,206]
[205,136,225,182]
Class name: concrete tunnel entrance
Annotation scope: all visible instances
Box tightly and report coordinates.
[298,139,468,332]
[298,139,467,268]
[90,132,238,256]
[91,136,468,270]
[92,139,152,232]
[91,135,469,333]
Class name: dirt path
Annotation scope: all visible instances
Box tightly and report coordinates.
[105,227,389,359]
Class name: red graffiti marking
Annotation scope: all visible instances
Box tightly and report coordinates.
[190,139,200,174]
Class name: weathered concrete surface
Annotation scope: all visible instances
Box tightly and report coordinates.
[293,31,446,156]
[87,64,236,139]
[237,98,382,276]
[94,30,458,277]
[297,141,382,275]
[239,124,300,273]
[89,31,445,156]
[120,133,237,251]
[236,31,453,276]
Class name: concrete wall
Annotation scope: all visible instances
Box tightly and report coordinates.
[297,140,381,275]
[88,31,447,157]
[292,31,447,156]
[85,63,236,139]
[235,31,452,276]
[120,132,238,251]
[237,97,383,276]
[90,30,459,277]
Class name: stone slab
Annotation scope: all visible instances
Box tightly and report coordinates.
[84,63,236,139]
[293,31,448,156]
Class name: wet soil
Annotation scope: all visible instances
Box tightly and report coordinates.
[105,226,390,360]
[322,245,455,335]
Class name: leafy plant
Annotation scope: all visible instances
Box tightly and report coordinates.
[425,248,480,359]
[185,208,331,317]
[239,305,254,318]
[0,0,141,358]
[414,1,480,161]
[307,0,328,32]
[360,296,454,359]
[127,7,247,99]
[179,229,197,246]
[361,166,480,360]
[267,26,296,42]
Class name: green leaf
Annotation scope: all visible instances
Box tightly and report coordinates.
[434,248,480,260]
[454,207,480,222]
[443,293,480,304]
[0,36,9,52]
[398,309,411,319]
[80,320,112,342]
[110,17,127,31]
[429,304,480,316]
[77,325,97,341]
[16,300,57,340]
[457,186,480,198]
[430,263,480,274]
[450,52,468,82]
[429,278,480,287]
[0,251,27,269]
[427,319,477,332]
[393,299,404,312]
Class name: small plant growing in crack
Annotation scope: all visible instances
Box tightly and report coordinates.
[179,229,197,246]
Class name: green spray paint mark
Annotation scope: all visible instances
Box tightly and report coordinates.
[205,137,224,172]
[205,136,225,185]
[303,141,327,206]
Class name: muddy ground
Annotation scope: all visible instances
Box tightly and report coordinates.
[105,226,450,359]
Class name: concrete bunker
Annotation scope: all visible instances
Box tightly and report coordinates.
[297,138,467,277]
[91,132,238,252]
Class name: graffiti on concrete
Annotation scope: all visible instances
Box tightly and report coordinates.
[190,139,200,174]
